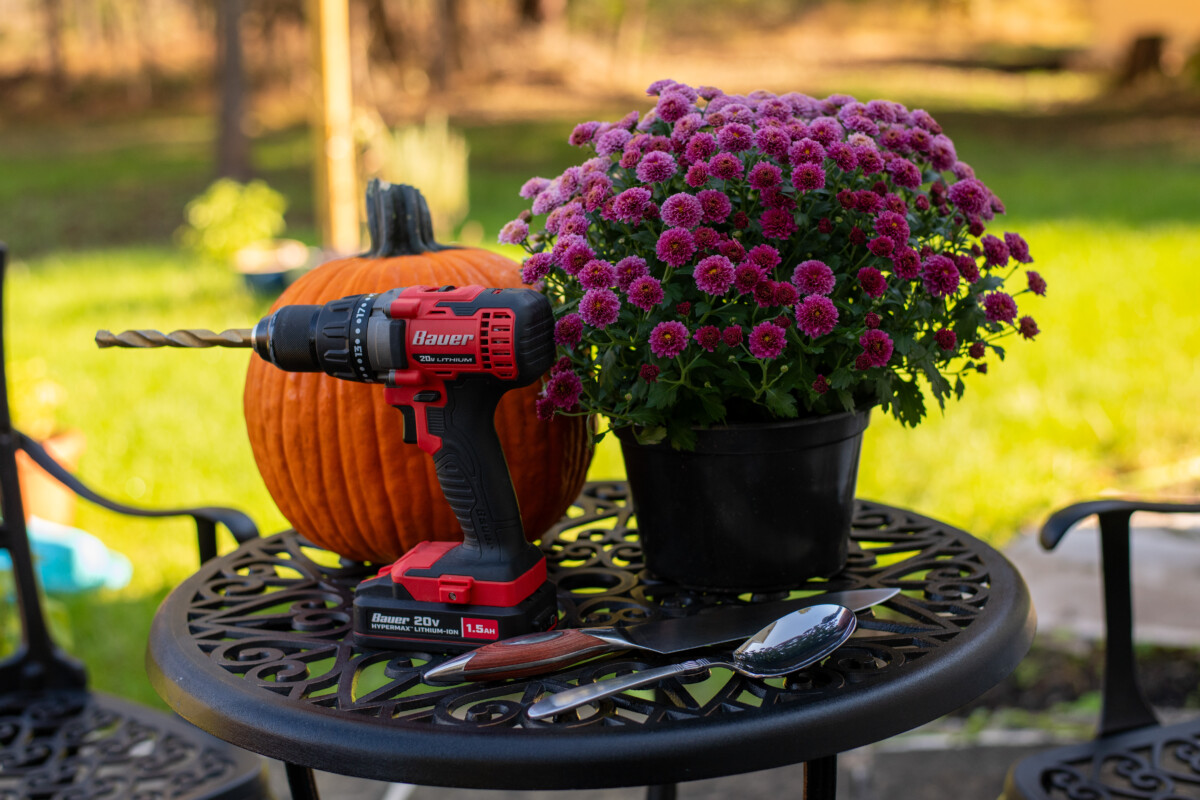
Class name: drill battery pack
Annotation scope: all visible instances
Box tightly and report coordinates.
[351,541,559,652]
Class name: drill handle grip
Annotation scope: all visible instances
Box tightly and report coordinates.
[419,383,531,568]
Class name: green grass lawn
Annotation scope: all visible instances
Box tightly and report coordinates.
[2,100,1199,706]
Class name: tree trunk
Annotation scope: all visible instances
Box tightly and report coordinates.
[42,0,66,94]
[429,0,463,92]
[216,0,252,180]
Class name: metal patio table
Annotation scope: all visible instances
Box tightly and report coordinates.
[147,481,1036,800]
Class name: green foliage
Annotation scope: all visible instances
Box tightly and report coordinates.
[176,178,288,264]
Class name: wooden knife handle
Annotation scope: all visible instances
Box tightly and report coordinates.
[455,629,625,681]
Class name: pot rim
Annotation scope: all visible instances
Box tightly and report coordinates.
[614,406,872,455]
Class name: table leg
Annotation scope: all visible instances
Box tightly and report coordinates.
[285,762,322,800]
[804,755,837,800]
[646,784,677,800]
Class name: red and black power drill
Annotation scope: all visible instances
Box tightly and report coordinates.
[98,285,560,652]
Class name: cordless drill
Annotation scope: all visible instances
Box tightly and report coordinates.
[98,285,560,652]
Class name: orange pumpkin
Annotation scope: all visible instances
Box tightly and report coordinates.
[244,181,591,562]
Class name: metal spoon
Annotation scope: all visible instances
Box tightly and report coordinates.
[527,603,857,720]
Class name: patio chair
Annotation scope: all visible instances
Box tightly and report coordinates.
[1001,497,1200,798]
[0,243,268,799]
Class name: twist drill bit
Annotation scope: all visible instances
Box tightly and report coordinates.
[95,329,253,348]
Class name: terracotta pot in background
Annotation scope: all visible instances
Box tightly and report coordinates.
[15,429,86,525]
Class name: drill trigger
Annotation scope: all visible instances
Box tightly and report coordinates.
[398,405,418,444]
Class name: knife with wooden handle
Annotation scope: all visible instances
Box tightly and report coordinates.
[423,587,898,683]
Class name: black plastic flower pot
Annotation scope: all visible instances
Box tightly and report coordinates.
[615,408,871,592]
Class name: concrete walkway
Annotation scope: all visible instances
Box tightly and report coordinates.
[264,513,1200,800]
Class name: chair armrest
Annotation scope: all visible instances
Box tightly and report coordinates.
[1040,498,1200,550]
[16,431,259,564]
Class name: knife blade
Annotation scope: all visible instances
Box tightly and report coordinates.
[423,587,898,684]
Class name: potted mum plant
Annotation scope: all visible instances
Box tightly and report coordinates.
[504,80,1046,591]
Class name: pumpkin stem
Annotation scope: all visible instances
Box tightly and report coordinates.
[364,179,455,257]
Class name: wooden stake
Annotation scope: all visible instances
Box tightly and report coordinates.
[309,0,359,255]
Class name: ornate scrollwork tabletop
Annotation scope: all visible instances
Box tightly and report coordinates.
[147,481,1035,790]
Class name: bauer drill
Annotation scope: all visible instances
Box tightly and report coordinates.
[97,285,559,652]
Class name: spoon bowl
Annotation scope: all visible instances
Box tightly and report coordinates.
[527,603,857,720]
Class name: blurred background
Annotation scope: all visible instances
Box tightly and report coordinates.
[1,0,1199,710]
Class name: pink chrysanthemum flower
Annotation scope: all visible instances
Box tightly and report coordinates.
[671,113,704,142]
[627,275,665,311]
[716,122,754,152]
[696,189,732,223]
[968,341,987,359]
[746,244,781,271]
[531,184,562,215]
[578,259,616,290]
[748,322,787,359]
[498,219,529,245]
[874,211,910,246]
[747,162,782,191]
[1018,316,1040,339]
[722,325,743,347]
[1026,270,1047,296]
[1005,232,1033,263]
[812,374,830,395]
[983,291,1018,323]
[859,329,894,367]
[753,126,791,159]
[693,226,719,251]
[857,267,888,299]
[693,325,721,352]
[519,177,551,199]
[612,187,652,223]
[734,262,765,294]
[867,237,895,257]
[795,295,839,337]
[792,260,835,295]
[685,163,710,188]
[788,137,826,166]
[579,288,621,328]
[649,320,689,359]
[569,122,600,147]
[661,192,703,228]
[954,254,981,284]
[558,214,589,237]
[636,150,677,184]
[595,128,632,157]
[774,282,799,306]
[827,142,858,172]
[760,208,798,239]
[886,158,922,189]
[753,280,777,308]
[981,235,1009,267]
[720,238,747,262]
[615,256,648,291]
[656,91,692,123]
[708,152,744,181]
[676,301,691,316]
[639,364,660,383]
[929,135,957,171]
[934,328,957,351]
[864,312,881,329]
[693,255,736,296]
[685,132,718,162]
[792,163,826,192]
[906,128,933,153]
[852,190,881,214]
[656,227,696,267]
[535,395,555,421]
[521,252,553,284]
[807,117,843,146]
[545,370,583,409]
[554,313,583,347]
[558,240,595,276]
[921,254,960,298]
[947,178,989,216]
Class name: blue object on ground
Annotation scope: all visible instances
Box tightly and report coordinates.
[0,516,132,593]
